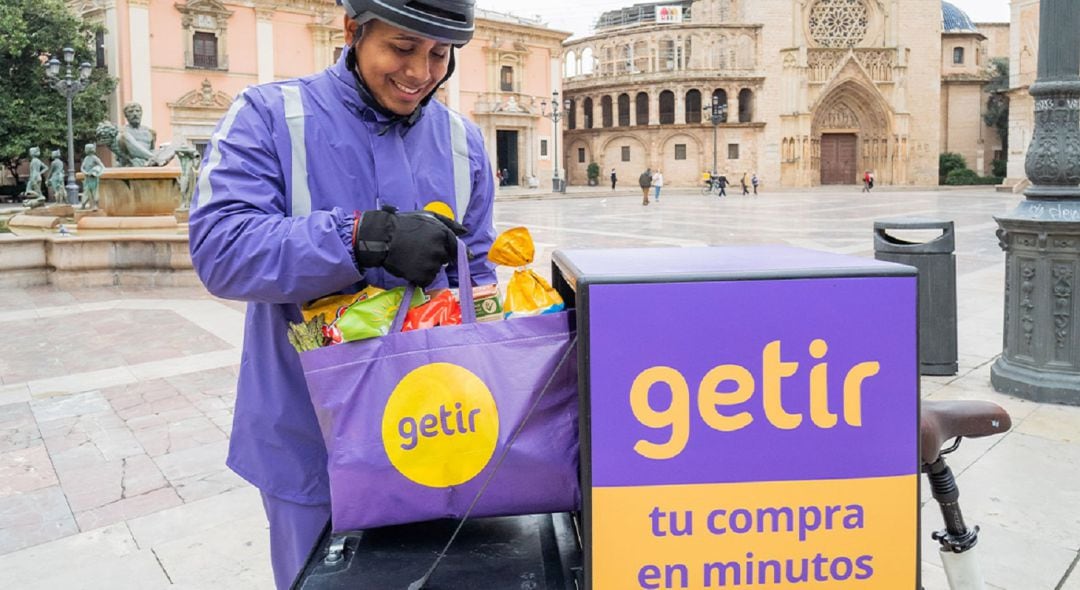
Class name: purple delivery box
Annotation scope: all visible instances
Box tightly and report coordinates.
[552,246,919,590]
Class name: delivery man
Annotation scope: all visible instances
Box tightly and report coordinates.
[187,0,495,587]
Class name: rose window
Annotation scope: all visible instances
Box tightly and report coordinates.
[808,0,869,48]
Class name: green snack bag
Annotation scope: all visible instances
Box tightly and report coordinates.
[335,287,427,342]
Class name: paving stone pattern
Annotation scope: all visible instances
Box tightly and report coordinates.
[1,187,1078,589]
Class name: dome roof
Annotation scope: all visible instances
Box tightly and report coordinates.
[942,1,978,33]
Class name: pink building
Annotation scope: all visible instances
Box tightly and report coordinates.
[66,1,568,185]
[443,9,571,187]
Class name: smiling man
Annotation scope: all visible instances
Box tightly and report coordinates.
[187,1,496,587]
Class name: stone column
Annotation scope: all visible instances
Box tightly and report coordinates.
[992,0,1080,405]
[446,69,461,111]
[128,0,153,126]
[675,88,686,125]
[256,8,275,84]
[102,0,123,122]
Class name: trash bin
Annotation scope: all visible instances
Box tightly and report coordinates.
[874,218,958,376]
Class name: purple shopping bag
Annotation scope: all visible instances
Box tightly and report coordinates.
[299,244,579,532]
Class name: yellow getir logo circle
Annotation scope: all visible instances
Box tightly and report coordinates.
[424,201,455,219]
[382,363,499,488]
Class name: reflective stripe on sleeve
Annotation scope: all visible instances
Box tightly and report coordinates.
[193,90,247,210]
[447,110,471,222]
[282,85,312,218]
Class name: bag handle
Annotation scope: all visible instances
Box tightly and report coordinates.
[390,237,476,332]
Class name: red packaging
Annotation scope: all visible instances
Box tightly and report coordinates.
[402,290,462,332]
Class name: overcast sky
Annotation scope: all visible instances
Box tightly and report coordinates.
[476,0,1011,40]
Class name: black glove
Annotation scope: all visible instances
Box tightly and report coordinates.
[352,206,467,287]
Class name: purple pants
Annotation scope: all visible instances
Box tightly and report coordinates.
[261,492,331,590]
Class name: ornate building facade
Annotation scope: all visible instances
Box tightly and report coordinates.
[67,0,346,156]
[64,1,567,183]
[941,10,1009,178]
[562,0,1007,188]
[442,11,571,186]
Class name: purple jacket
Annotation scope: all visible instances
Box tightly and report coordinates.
[189,51,496,505]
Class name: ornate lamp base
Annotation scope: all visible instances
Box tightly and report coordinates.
[992,356,1080,406]
[994,200,1080,406]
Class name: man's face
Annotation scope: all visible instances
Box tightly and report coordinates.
[125,105,142,126]
[346,18,451,116]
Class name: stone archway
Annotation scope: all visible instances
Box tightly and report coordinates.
[601,135,650,181]
[811,79,892,185]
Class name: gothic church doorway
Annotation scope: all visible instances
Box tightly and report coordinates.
[820,133,858,184]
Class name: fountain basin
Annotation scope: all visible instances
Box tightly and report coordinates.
[97,167,181,216]
[0,233,195,289]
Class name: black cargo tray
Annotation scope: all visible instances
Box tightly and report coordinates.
[292,513,583,590]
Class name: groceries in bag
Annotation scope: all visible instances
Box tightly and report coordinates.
[487,226,564,318]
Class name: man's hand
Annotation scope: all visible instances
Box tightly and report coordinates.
[352,207,467,286]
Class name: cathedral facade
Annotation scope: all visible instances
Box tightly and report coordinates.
[562,0,1005,188]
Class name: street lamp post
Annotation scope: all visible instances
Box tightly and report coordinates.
[44,47,93,205]
[540,90,571,193]
[705,94,728,177]
[991,0,1080,404]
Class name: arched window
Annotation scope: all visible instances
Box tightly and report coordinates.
[583,97,594,129]
[953,47,964,65]
[617,93,631,126]
[619,45,632,74]
[581,47,595,74]
[635,92,650,126]
[712,89,728,122]
[660,39,677,71]
[738,88,753,123]
[633,41,649,73]
[716,37,729,69]
[659,90,675,125]
[601,95,613,127]
[564,51,577,77]
[567,98,576,130]
[685,89,702,124]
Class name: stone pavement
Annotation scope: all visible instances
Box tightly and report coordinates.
[1,186,1078,589]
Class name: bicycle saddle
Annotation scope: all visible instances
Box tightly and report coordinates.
[920,400,1012,465]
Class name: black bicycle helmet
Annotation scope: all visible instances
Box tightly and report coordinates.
[339,0,476,46]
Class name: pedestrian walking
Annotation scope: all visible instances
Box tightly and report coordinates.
[863,170,875,193]
[741,172,750,196]
[652,169,664,202]
[187,1,497,587]
[751,173,760,195]
[717,174,728,197]
[638,168,653,205]
[610,168,618,190]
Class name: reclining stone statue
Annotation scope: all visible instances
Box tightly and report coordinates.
[95,102,176,167]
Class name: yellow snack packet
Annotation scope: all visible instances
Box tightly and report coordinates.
[488,227,564,318]
[301,285,385,323]
[487,226,535,267]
